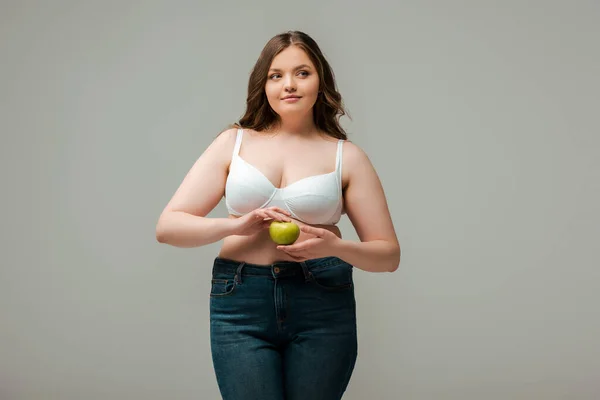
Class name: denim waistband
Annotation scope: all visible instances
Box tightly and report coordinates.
[212,256,350,282]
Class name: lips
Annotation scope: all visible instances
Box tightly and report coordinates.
[282,95,301,100]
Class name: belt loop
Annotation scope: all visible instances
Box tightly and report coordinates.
[300,261,313,283]
[235,262,245,285]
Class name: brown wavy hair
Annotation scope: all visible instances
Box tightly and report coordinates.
[226,31,350,140]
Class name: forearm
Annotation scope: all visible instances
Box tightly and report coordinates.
[333,239,400,273]
[156,211,237,248]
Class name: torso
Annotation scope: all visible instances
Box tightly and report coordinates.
[218,219,342,264]
[218,128,349,265]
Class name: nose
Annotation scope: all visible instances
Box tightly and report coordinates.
[283,74,297,92]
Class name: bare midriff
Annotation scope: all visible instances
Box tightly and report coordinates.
[217,215,342,266]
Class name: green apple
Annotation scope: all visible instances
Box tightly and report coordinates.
[269,221,300,245]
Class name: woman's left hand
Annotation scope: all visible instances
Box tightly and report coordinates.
[277,225,342,261]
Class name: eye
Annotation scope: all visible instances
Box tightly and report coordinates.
[269,73,281,79]
[298,70,309,77]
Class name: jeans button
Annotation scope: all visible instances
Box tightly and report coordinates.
[274,267,280,273]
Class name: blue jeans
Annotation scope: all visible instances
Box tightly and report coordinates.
[209,256,358,400]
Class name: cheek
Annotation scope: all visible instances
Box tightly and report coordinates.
[302,77,318,91]
[264,87,278,108]
[265,83,280,100]
[303,79,320,99]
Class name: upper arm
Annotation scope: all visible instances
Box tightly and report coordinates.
[159,128,236,218]
[342,142,399,246]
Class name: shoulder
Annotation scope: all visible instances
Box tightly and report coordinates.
[208,127,238,157]
[213,127,238,147]
[194,127,239,171]
[341,140,371,168]
[340,140,374,190]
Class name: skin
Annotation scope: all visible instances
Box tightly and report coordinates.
[156,45,400,272]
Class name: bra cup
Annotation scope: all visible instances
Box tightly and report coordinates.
[224,129,344,225]
[225,167,343,224]
[284,193,341,225]
[225,178,273,215]
[278,172,340,223]
[225,158,275,214]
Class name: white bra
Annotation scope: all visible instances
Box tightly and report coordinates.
[225,129,345,225]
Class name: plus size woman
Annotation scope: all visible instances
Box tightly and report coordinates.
[156,30,400,400]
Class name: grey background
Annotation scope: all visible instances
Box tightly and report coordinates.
[1,1,599,399]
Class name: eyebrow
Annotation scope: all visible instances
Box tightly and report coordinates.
[268,64,312,72]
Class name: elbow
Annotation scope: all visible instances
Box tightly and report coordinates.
[155,216,169,244]
[156,229,166,244]
[388,243,401,273]
[156,227,166,244]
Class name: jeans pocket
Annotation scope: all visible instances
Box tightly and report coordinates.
[210,278,237,297]
[310,263,354,291]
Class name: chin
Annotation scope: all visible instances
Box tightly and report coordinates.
[275,109,312,118]
[274,103,316,114]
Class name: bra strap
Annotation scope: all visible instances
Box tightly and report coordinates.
[233,128,244,156]
[335,139,344,175]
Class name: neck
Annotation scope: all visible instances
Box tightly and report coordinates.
[271,115,317,137]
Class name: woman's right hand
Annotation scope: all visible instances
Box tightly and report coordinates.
[231,207,292,236]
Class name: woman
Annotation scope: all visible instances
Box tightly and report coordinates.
[156,30,400,400]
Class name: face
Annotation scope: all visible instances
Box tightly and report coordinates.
[265,46,320,119]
